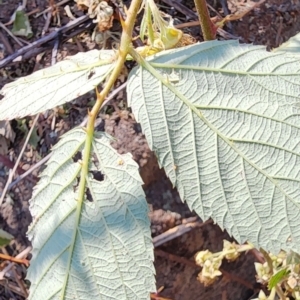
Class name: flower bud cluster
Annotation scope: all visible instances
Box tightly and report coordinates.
[223,240,241,262]
[255,262,271,284]
[194,240,248,286]
[195,250,222,286]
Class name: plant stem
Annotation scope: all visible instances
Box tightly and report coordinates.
[61,0,143,297]
[193,0,216,40]
[78,0,143,217]
[77,0,143,238]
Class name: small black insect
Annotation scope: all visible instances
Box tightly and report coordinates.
[85,188,93,202]
[88,70,95,80]
[90,170,105,182]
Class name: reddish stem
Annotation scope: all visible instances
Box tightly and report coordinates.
[193,0,217,40]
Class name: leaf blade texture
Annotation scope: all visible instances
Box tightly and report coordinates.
[0,50,115,120]
[127,35,300,253]
[27,128,155,300]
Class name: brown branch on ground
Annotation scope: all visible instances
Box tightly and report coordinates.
[220,269,254,291]
[0,22,23,47]
[0,246,31,298]
[153,218,212,247]
[155,248,198,268]
[0,279,27,298]
[11,266,28,298]
[0,15,91,69]
[0,30,13,55]
[0,254,29,267]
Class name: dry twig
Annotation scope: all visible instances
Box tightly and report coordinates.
[11,266,28,298]
[0,114,40,206]
[0,246,32,280]
[0,254,29,267]
[36,0,73,17]
[0,30,13,54]
[0,22,23,47]
[0,15,90,68]
[153,218,212,247]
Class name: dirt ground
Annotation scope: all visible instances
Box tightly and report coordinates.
[0,0,300,299]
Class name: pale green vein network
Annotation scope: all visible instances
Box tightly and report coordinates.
[127,35,300,253]
[27,128,155,300]
[193,105,300,129]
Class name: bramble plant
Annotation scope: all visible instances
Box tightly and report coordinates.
[0,0,300,299]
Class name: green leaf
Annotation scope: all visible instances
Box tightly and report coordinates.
[0,50,115,120]
[127,34,300,253]
[28,127,40,149]
[268,268,289,289]
[0,229,13,247]
[11,9,33,38]
[27,128,155,300]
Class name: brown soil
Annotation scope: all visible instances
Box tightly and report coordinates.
[0,0,299,299]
